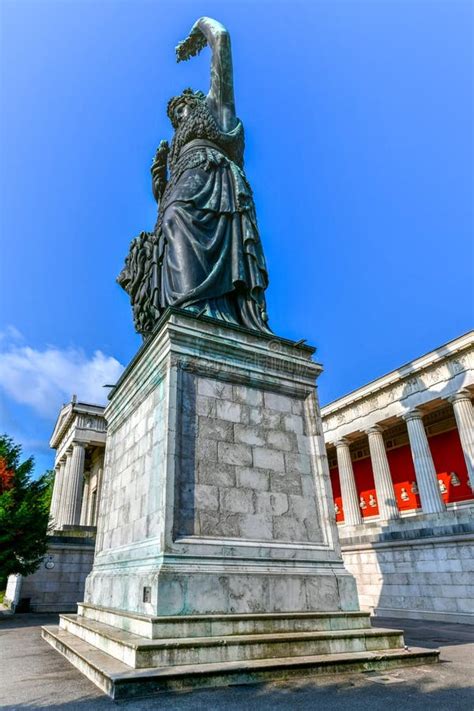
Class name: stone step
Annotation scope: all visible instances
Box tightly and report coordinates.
[60,613,405,669]
[78,602,372,639]
[42,624,440,701]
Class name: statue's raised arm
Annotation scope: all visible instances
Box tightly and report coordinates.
[176,17,236,132]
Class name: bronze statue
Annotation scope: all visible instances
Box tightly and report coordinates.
[118,17,271,338]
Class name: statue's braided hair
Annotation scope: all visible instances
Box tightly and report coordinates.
[167,88,244,170]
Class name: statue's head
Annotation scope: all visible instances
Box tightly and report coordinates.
[167,88,206,128]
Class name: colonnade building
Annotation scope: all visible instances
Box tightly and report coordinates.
[6,399,106,612]
[49,397,106,530]
[322,330,473,623]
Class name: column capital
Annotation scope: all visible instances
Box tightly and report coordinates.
[335,438,351,449]
[366,425,384,436]
[72,441,86,450]
[403,408,424,422]
[448,389,472,405]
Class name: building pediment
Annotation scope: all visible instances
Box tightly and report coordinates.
[50,400,106,452]
[49,403,74,449]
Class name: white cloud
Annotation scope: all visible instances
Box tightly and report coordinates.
[0,334,124,418]
[0,324,24,343]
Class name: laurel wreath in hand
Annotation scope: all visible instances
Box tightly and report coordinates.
[176,28,208,63]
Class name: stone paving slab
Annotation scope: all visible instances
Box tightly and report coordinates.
[0,612,473,710]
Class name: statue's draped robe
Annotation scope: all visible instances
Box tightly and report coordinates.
[119,105,270,337]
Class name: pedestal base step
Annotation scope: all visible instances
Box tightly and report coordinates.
[42,624,439,701]
[59,613,406,668]
[78,602,373,638]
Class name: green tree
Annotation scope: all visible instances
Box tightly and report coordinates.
[40,468,55,512]
[0,435,51,586]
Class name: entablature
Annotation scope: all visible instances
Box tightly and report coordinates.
[322,332,473,445]
[51,399,106,463]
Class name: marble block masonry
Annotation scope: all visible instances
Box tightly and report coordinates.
[43,310,438,698]
[86,309,356,615]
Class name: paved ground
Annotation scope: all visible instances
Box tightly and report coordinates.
[0,613,472,710]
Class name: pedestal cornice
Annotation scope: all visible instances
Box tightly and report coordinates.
[105,309,323,433]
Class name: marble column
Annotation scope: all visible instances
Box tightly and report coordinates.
[336,439,363,526]
[89,490,98,526]
[366,426,400,521]
[56,453,72,529]
[62,443,86,526]
[449,389,474,491]
[404,409,445,513]
[94,466,104,525]
[80,475,90,525]
[49,462,64,528]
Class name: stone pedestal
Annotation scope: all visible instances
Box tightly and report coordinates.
[85,310,357,615]
[43,311,438,697]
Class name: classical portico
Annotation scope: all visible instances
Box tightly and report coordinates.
[323,331,474,524]
[322,331,474,624]
[5,399,108,613]
[49,398,106,531]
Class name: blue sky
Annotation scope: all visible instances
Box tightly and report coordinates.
[1,0,472,475]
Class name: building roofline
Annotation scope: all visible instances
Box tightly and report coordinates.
[321,330,474,417]
[49,400,106,449]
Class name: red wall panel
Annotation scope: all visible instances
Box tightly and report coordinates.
[352,456,379,518]
[329,457,380,522]
[428,428,472,503]
[386,443,421,511]
[329,426,473,524]
[329,466,344,523]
